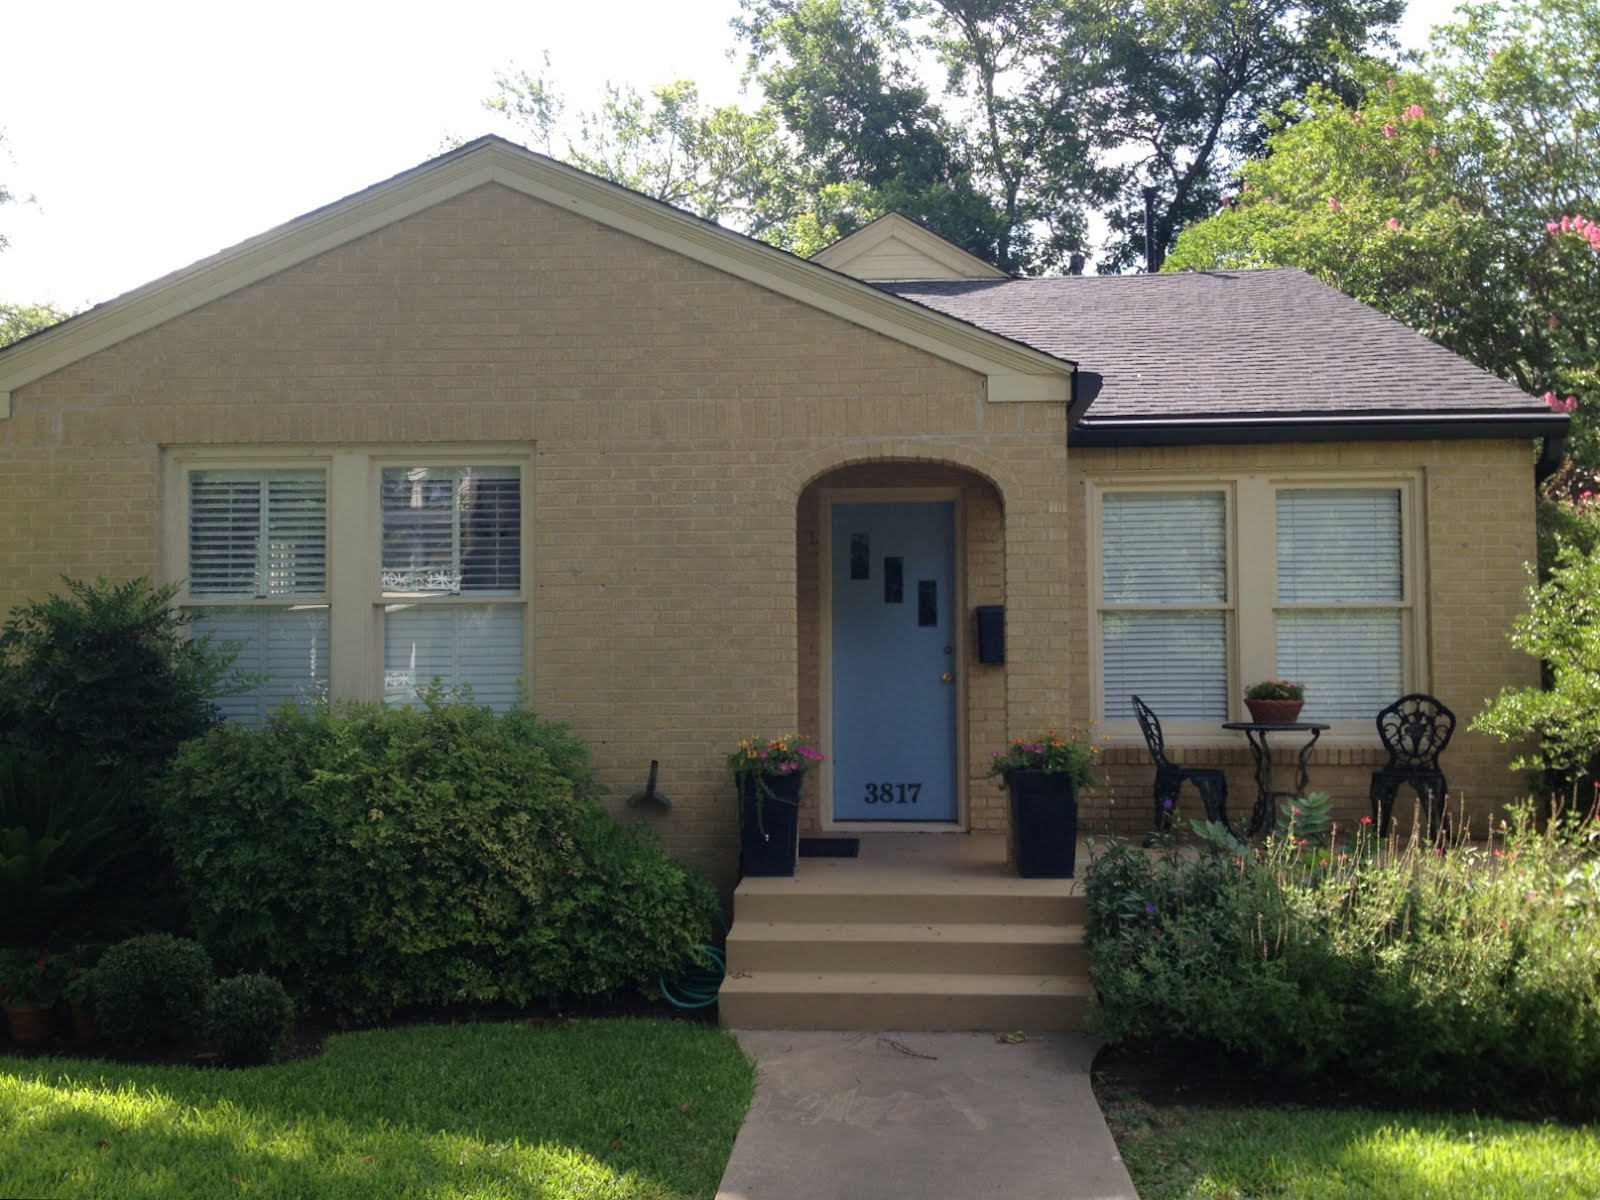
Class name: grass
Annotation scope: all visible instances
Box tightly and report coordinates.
[1103,1096,1600,1200]
[0,1018,755,1200]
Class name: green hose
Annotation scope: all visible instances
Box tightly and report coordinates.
[659,943,726,1009]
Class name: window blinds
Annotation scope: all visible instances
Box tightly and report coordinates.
[383,604,523,712]
[1101,491,1229,720]
[190,607,330,724]
[380,467,520,595]
[189,471,327,600]
[1276,488,1404,718]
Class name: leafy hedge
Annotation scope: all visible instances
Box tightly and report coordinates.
[1084,810,1600,1120]
[158,700,717,1018]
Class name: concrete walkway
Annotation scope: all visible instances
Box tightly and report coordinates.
[716,1031,1139,1200]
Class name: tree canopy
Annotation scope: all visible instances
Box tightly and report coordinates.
[1165,0,1599,491]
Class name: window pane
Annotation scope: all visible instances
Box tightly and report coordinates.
[1102,491,1226,604]
[1277,488,1401,603]
[1277,609,1403,719]
[1103,610,1229,721]
[192,606,330,725]
[190,470,326,600]
[381,467,520,596]
[383,604,523,712]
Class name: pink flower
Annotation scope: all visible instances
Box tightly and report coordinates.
[1566,396,1580,412]
[1327,196,1341,212]
[1382,124,1397,138]
[1549,221,1563,234]
[1360,816,1373,825]
[1387,217,1402,231]
[1549,315,1560,329]
[799,746,824,760]
[1404,104,1425,119]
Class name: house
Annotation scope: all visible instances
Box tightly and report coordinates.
[0,137,1562,900]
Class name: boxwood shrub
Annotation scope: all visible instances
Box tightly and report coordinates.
[90,934,213,1045]
[157,700,717,1019]
[205,973,295,1064]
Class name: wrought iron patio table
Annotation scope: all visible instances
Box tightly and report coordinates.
[1221,721,1332,836]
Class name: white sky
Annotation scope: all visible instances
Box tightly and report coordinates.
[0,0,1461,309]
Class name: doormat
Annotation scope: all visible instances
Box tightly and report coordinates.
[798,837,860,858]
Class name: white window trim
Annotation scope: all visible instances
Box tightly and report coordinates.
[1088,470,1426,741]
[162,444,535,708]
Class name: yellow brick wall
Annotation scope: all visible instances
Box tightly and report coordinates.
[0,180,1542,888]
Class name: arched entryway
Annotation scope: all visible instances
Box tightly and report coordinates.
[795,459,1007,836]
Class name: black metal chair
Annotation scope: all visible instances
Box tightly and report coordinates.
[1132,695,1230,844]
[1370,693,1455,841]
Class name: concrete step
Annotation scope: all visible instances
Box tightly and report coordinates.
[718,970,1094,1032]
[726,921,1088,976]
[732,880,1086,927]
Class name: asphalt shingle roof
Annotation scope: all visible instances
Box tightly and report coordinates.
[879,267,1550,424]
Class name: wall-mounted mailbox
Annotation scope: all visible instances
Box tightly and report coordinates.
[975,605,1005,664]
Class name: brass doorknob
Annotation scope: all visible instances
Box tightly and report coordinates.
[940,672,955,684]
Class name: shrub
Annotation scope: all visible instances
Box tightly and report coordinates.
[158,699,718,1018]
[0,577,244,781]
[1084,808,1600,1120]
[90,934,213,1045]
[205,974,295,1064]
[0,750,148,944]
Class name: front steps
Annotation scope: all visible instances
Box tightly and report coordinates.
[718,837,1094,1032]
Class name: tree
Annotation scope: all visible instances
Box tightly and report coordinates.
[1165,0,1600,490]
[0,301,69,348]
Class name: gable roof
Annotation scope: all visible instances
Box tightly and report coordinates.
[811,213,1009,281]
[881,269,1566,444]
[0,136,1071,419]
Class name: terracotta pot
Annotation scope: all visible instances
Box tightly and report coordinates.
[1245,698,1304,724]
[4,1004,56,1044]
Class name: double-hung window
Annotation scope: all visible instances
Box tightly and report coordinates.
[185,469,330,723]
[380,465,523,710]
[1094,476,1418,731]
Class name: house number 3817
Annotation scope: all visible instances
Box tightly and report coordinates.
[864,782,922,804]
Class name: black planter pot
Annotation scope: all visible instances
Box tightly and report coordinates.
[738,771,804,877]
[1008,769,1078,878]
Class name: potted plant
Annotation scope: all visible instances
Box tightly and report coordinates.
[0,948,66,1044]
[1244,679,1306,724]
[728,735,823,877]
[989,730,1098,878]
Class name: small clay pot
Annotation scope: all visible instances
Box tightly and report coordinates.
[1245,698,1304,724]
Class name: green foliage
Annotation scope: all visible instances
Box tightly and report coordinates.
[157,700,718,1018]
[0,751,147,945]
[1084,809,1600,1119]
[0,1020,755,1200]
[90,934,213,1046]
[203,974,294,1065]
[0,577,243,780]
[1243,678,1304,700]
[988,728,1098,788]
[0,301,71,349]
[0,947,68,1007]
[1473,543,1600,786]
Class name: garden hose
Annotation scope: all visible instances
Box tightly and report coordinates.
[659,913,730,1010]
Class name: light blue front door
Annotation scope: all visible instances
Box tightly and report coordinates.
[831,501,958,822]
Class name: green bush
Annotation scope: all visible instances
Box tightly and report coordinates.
[158,699,718,1018]
[0,577,243,780]
[1084,809,1600,1119]
[205,974,295,1064]
[0,750,148,945]
[90,934,213,1045]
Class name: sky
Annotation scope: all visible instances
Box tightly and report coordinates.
[0,0,1463,310]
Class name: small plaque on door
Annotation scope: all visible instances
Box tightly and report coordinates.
[884,557,903,603]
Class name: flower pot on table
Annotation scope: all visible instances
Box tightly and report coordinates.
[738,771,803,878]
[1245,698,1304,724]
[1007,769,1078,879]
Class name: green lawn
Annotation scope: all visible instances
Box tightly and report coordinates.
[0,1019,754,1200]
[1104,1097,1600,1200]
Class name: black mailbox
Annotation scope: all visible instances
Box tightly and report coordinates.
[975,605,1005,664]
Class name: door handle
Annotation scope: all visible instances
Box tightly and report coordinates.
[940,672,955,684]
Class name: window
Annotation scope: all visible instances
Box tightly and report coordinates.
[1094,476,1417,730]
[1099,490,1230,721]
[174,452,529,722]
[185,469,330,723]
[380,466,523,710]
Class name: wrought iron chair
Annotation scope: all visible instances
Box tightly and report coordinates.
[1370,693,1455,841]
[1132,695,1230,844]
